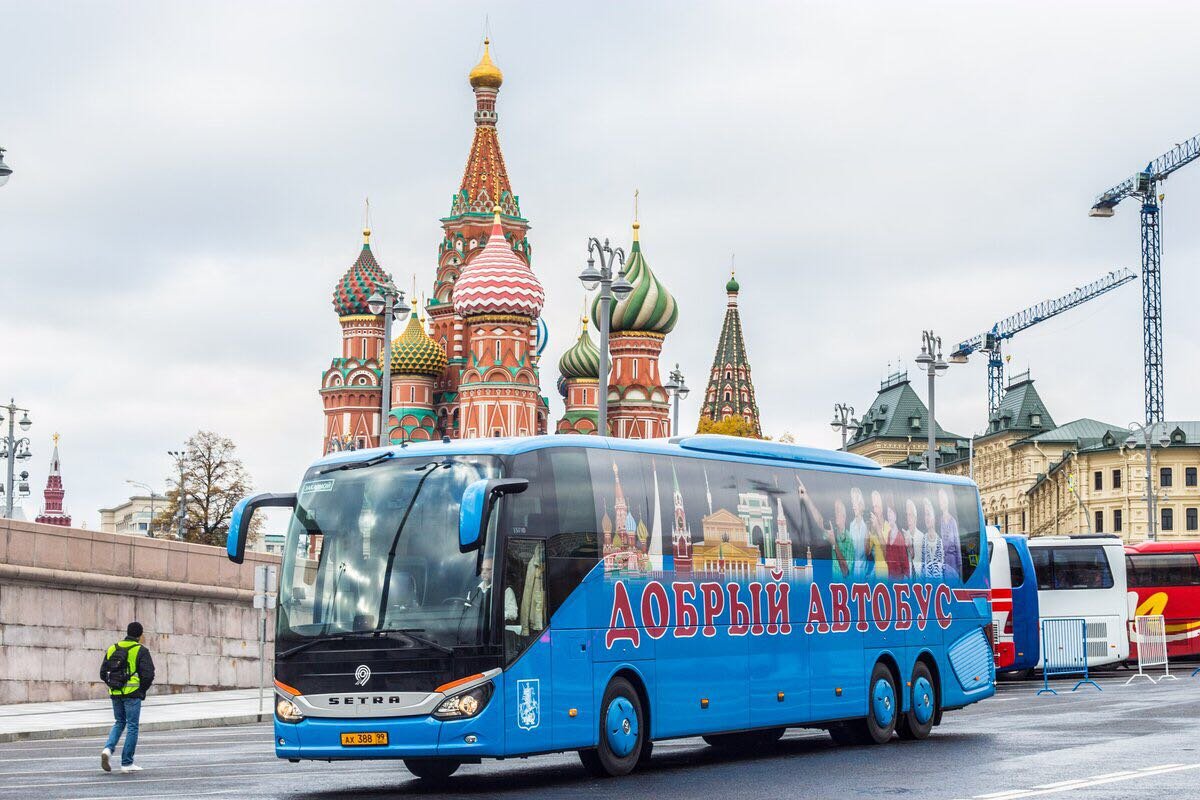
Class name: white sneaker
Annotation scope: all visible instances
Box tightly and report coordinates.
[100,748,111,772]
[120,763,143,773]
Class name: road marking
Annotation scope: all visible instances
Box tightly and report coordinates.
[957,763,1200,800]
[53,790,240,800]
[974,791,1029,799]
[1031,780,1087,789]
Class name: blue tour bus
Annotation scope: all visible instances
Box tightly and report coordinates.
[1002,534,1039,673]
[227,434,993,780]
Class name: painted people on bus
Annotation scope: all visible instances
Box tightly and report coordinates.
[938,488,963,581]
[867,491,891,579]
[921,497,945,580]
[848,487,870,575]
[883,491,911,580]
[904,498,927,577]
[825,498,855,579]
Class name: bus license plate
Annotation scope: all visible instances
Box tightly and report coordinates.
[341,731,388,747]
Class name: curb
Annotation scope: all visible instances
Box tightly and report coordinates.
[0,713,268,743]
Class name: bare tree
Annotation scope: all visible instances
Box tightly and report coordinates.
[155,431,258,547]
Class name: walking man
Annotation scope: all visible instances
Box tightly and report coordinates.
[99,621,155,773]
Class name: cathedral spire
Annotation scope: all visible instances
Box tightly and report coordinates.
[36,434,71,527]
[699,271,763,437]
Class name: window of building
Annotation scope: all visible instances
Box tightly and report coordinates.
[1094,471,1102,491]
[495,341,502,365]
[632,360,638,380]
[1031,414,1042,428]
[1094,510,1103,533]
[361,337,369,360]
[1188,507,1198,532]
[1114,509,1122,532]
[1112,469,1121,489]
[1161,467,1173,488]
[1162,507,1174,531]
[1187,467,1197,488]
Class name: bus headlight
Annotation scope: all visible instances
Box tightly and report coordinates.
[433,682,493,720]
[276,696,304,723]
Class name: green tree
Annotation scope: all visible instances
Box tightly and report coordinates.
[696,415,762,439]
[154,430,258,547]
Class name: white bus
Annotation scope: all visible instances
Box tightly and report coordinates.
[1027,535,1130,667]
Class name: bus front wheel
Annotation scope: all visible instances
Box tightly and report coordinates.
[897,661,937,741]
[403,758,460,782]
[579,677,646,777]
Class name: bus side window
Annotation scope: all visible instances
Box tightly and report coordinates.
[1007,542,1025,588]
[503,538,546,663]
[1030,547,1052,590]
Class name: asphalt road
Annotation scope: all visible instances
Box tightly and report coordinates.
[2,673,1198,800]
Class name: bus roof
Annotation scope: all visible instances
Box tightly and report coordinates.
[1125,539,1200,554]
[310,434,976,487]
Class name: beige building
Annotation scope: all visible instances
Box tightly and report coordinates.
[845,370,964,468]
[98,494,164,537]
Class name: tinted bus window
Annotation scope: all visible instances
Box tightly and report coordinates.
[1007,542,1025,587]
[1127,553,1200,587]
[1033,546,1114,590]
[1031,546,1052,590]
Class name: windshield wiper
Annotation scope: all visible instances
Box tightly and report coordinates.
[375,461,452,624]
[276,627,452,660]
[318,452,395,475]
[378,627,454,656]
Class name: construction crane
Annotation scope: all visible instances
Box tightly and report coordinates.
[950,269,1137,419]
[1090,134,1200,424]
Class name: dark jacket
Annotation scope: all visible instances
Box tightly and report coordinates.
[101,639,156,700]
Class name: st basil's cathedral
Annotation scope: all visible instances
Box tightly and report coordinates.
[319,40,683,451]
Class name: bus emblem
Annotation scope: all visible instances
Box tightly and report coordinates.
[354,665,371,686]
[517,679,540,730]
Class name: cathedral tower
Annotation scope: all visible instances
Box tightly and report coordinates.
[592,221,678,438]
[35,434,71,527]
[387,310,449,443]
[699,272,763,437]
[556,315,601,434]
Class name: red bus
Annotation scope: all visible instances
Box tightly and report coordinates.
[1125,540,1200,660]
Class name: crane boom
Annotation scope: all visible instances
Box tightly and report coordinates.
[951,269,1137,418]
[1089,133,1199,424]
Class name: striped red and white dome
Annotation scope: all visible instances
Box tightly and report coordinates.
[453,212,544,319]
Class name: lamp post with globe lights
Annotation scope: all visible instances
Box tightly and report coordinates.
[831,403,859,450]
[367,288,411,447]
[579,238,634,436]
[1,401,33,519]
[914,330,950,473]
[664,364,690,436]
[1126,422,1171,541]
[0,147,12,188]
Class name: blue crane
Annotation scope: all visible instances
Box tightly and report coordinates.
[1089,133,1200,424]
[950,269,1137,419]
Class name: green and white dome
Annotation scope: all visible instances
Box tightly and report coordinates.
[592,222,678,335]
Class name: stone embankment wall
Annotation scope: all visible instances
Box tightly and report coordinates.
[0,518,279,703]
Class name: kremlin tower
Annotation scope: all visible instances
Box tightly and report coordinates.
[320,227,395,453]
[699,272,763,437]
[387,309,449,442]
[35,434,71,527]
[592,221,678,438]
[556,315,601,434]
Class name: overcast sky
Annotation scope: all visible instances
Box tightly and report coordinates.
[2,1,1199,528]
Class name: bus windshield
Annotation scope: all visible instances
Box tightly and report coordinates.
[276,455,501,650]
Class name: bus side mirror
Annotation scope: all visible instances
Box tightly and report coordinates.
[227,493,297,564]
[459,478,528,553]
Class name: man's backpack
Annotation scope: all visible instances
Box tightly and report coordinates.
[100,643,136,691]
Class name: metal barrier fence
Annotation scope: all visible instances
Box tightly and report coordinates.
[1126,614,1177,685]
[1038,617,1102,696]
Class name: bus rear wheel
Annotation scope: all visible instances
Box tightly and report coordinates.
[828,662,898,746]
[578,677,646,777]
[403,758,460,782]
[897,661,937,741]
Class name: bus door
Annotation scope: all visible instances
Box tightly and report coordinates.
[1004,536,1039,671]
[500,537,553,755]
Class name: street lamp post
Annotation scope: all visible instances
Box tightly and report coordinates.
[0,400,33,518]
[1126,422,1171,541]
[126,479,163,537]
[830,403,859,450]
[579,238,633,437]
[367,288,411,448]
[914,331,950,473]
[0,147,12,188]
[664,364,690,436]
[167,449,188,540]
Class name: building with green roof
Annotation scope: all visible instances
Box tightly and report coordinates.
[845,370,964,468]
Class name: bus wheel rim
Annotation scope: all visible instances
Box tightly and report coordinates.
[871,678,895,727]
[913,676,934,724]
[605,697,638,757]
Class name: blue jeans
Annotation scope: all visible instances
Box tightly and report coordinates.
[104,697,142,766]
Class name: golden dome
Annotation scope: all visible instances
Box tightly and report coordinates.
[469,38,504,89]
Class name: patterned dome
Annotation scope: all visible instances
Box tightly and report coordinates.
[333,232,396,317]
[453,209,545,319]
[726,271,740,294]
[558,318,601,380]
[390,313,448,377]
[468,38,503,89]
[592,222,678,334]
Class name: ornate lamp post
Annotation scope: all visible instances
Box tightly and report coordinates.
[0,400,33,518]
[664,364,690,436]
[0,147,12,187]
[367,288,412,448]
[830,403,859,450]
[1126,422,1171,541]
[167,449,188,540]
[579,238,633,436]
[914,330,950,473]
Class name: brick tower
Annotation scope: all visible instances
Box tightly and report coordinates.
[592,221,678,438]
[428,39,544,438]
[556,315,601,434]
[320,227,395,453]
[699,272,763,437]
[387,310,449,443]
[35,434,71,527]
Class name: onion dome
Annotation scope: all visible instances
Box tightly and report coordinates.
[332,229,396,317]
[390,313,448,377]
[558,317,601,380]
[453,208,545,318]
[468,38,504,89]
[726,270,740,294]
[592,222,678,334]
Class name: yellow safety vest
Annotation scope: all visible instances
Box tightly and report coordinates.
[106,641,142,696]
